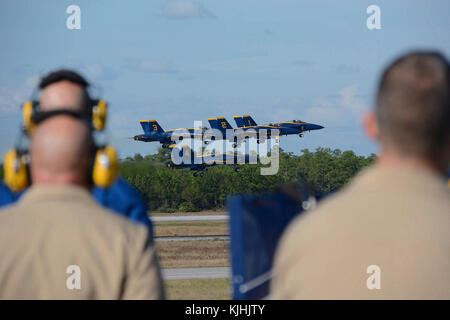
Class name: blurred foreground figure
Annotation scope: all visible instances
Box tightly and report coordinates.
[271,51,450,299]
[0,116,164,299]
[0,69,152,231]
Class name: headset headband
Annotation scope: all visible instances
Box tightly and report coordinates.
[31,109,88,126]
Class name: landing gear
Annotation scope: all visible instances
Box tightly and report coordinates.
[193,171,204,177]
[162,144,169,148]
[298,133,304,138]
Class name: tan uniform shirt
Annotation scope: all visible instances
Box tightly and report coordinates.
[0,185,165,299]
[271,165,450,299]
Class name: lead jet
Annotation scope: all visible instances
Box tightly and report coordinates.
[133,120,209,148]
[165,146,258,176]
[233,115,324,138]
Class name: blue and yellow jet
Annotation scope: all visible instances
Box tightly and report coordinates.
[166,146,257,176]
[208,115,323,147]
[134,120,209,148]
[234,115,324,138]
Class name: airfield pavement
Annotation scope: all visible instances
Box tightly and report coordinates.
[151,215,228,222]
[151,212,231,299]
[162,267,230,280]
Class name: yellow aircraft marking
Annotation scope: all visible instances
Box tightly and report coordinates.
[166,128,207,132]
[274,122,306,125]
[232,125,280,130]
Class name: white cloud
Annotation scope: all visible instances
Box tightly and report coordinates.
[306,97,341,122]
[162,0,216,19]
[0,87,26,116]
[0,74,39,116]
[306,84,368,125]
[64,62,118,81]
[82,64,115,80]
[139,61,178,73]
[338,84,367,116]
[24,74,40,88]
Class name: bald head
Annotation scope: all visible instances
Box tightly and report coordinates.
[30,116,93,187]
[39,80,89,113]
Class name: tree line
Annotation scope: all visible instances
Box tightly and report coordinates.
[119,147,376,212]
[0,147,376,212]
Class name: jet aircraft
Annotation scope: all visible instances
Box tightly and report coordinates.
[165,146,258,176]
[234,115,324,138]
[207,117,275,147]
[133,120,209,148]
[208,115,323,147]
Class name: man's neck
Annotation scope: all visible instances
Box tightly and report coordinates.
[376,151,445,176]
[32,172,90,189]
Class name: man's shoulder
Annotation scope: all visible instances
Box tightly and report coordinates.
[280,164,450,249]
[74,195,150,237]
[282,188,351,242]
[278,167,379,251]
[5,185,148,236]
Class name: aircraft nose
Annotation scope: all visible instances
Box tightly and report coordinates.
[308,124,324,130]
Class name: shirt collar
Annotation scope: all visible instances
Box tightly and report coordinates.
[19,184,94,205]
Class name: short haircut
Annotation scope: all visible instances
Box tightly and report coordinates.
[39,69,89,90]
[376,51,450,159]
[38,69,91,112]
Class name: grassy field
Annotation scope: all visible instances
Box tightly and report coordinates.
[156,239,229,268]
[165,278,230,300]
[150,210,227,217]
[153,221,228,237]
[153,216,231,299]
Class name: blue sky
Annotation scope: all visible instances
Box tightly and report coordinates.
[1,0,449,159]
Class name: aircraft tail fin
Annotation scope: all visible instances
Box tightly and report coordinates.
[208,118,218,130]
[216,117,233,131]
[242,115,257,126]
[148,120,164,133]
[140,120,151,134]
[233,116,245,128]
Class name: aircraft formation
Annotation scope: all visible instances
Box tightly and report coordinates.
[133,115,324,174]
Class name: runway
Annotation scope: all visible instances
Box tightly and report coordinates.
[151,215,228,222]
[154,214,231,281]
[162,267,231,280]
[155,235,229,242]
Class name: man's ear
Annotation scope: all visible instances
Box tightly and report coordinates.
[362,111,379,142]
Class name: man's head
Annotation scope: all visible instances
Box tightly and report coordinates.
[364,51,450,172]
[38,69,90,113]
[29,116,93,187]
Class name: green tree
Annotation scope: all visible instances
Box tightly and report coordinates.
[118,147,376,212]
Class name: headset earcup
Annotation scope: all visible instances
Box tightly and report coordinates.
[92,100,107,131]
[92,146,117,188]
[3,149,29,192]
[22,101,36,135]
